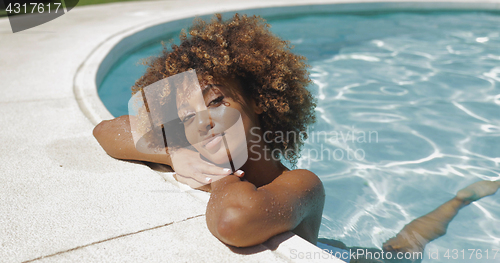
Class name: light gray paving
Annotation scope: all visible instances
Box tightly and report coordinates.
[31,216,289,263]
[3,0,494,262]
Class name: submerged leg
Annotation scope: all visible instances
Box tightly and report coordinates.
[382,180,500,255]
[456,180,500,203]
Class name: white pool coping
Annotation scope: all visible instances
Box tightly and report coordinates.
[2,0,500,262]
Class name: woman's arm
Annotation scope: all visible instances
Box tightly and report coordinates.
[93,115,173,165]
[206,169,325,247]
[93,115,233,190]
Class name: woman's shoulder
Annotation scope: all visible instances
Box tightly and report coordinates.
[281,168,321,181]
[271,168,324,194]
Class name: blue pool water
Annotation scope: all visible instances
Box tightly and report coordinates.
[99,12,500,262]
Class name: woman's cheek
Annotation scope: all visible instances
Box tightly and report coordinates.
[209,106,241,131]
[184,122,198,146]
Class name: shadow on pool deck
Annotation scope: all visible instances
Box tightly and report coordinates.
[2,0,498,262]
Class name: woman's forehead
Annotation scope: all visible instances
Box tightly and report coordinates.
[175,83,203,110]
[174,75,245,108]
[176,77,237,97]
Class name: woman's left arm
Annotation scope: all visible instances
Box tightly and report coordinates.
[206,169,325,247]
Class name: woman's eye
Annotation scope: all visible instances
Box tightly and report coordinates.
[208,96,224,107]
[181,113,195,123]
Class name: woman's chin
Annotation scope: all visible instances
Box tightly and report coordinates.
[198,141,248,168]
[202,150,231,166]
[207,153,248,172]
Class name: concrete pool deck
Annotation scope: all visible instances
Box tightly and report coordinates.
[1,0,499,262]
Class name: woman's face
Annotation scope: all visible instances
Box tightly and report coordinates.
[175,77,257,166]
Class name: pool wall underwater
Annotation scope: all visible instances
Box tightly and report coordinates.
[76,0,500,125]
[75,1,500,262]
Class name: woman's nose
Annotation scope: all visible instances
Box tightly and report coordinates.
[196,110,214,133]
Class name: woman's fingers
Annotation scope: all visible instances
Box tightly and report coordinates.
[175,170,244,189]
[200,165,245,179]
[174,161,246,190]
[201,163,233,176]
[174,172,210,189]
[198,162,245,178]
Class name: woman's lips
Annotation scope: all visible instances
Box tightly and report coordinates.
[203,133,223,151]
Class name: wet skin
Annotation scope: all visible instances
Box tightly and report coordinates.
[93,77,325,247]
[175,79,248,170]
[382,180,500,255]
[93,77,500,252]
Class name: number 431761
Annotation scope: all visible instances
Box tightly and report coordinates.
[444,249,499,260]
[5,3,62,14]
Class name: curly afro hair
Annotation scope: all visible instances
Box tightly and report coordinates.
[132,13,316,164]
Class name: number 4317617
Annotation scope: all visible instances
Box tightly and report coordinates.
[5,3,62,14]
[444,249,499,260]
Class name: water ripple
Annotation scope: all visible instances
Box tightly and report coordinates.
[288,13,500,255]
[98,12,500,262]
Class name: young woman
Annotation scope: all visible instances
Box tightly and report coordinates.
[94,13,324,247]
[93,13,500,260]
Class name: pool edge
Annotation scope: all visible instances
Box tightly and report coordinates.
[74,0,500,262]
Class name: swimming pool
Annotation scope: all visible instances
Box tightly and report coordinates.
[99,11,500,262]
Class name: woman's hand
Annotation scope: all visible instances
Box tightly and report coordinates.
[170,147,244,191]
[93,115,244,192]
